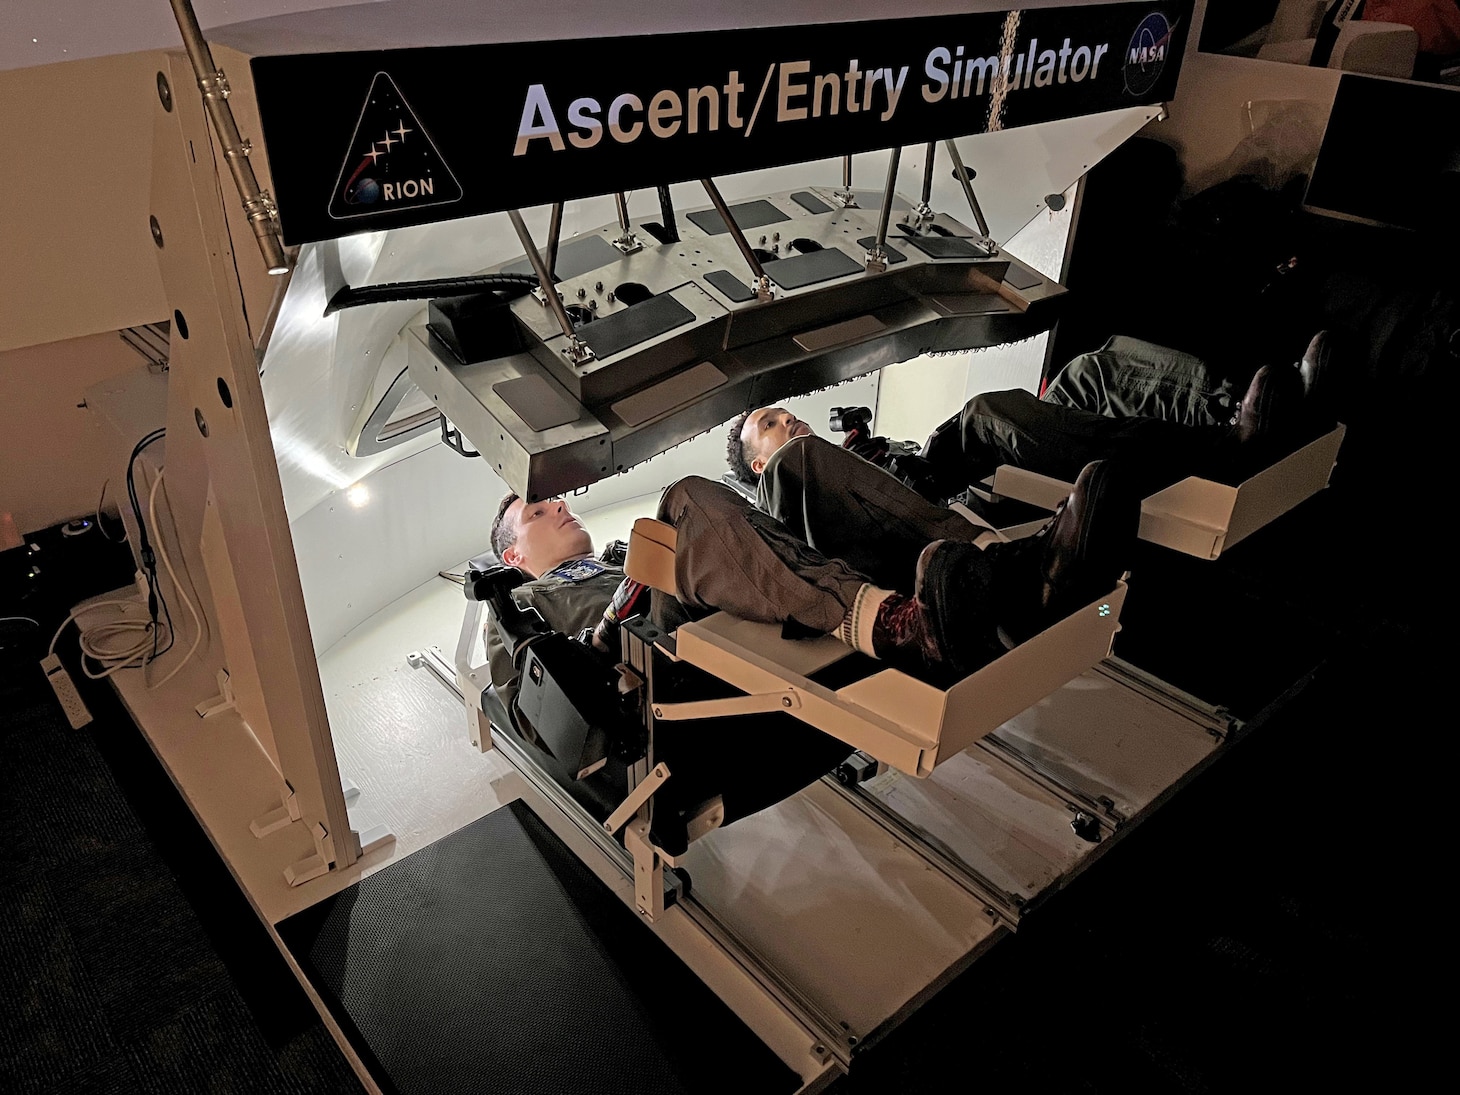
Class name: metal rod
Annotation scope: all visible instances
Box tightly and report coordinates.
[842,155,853,190]
[614,192,631,233]
[700,177,768,284]
[920,141,937,207]
[873,145,903,253]
[507,209,577,342]
[943,139,992,239]
[545,202,564,283]
[166,0,289,275]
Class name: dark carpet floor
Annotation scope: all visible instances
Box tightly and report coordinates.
[0,644,366,1095]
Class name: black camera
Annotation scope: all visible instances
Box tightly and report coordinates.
[829,405,872,435]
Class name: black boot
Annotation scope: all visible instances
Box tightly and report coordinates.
[1220,362,1306,483]
[1296,329,1344,438]
[1031,459,1141,628]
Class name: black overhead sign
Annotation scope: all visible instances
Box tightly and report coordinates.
[249,1,1192,245]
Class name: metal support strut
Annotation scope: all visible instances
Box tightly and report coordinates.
[508,209,596,367]
[943,140,997,253]
[914,141,937,221]
[612,192,643,254]
[700,178,774,301]
[166,0,289,275]
[866,145,902,272]
[834,154,858,207]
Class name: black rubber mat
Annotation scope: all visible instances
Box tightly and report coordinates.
[687,199,789,235]
[704,268,756,302]
[579,294,695,360]
[857,237,908,264]
[903,234,992,259]
[767,247,863,289]
[1003,266,1043,290]
[792,191,832,214]
[277,801,799,1095]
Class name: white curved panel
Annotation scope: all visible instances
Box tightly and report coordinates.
[933,104,1164,244]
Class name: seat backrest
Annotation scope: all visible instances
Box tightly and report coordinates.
[626,517,679,597]
[1331,21,1419,77]
[1269,0,1328,43]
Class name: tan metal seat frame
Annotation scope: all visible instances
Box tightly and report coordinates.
[626,517,1127,778]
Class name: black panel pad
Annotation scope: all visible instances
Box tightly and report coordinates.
[278,801,799,1095]
[857,237,908,265]
[792,191,832,214]
[704,269,756,302]
[904,235,994,259]
[1004,266,1043,290]
[687,199,789,235]
[767,247,863,290]
[578,293,695,359]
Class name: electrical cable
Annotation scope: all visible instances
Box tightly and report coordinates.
[126,429,174,661]
[145,469,203,690]
[49,599,162,680]
[96,478,125,542]
[323,272,539,315]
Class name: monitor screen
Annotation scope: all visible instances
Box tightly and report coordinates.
[1303,74,1460,232]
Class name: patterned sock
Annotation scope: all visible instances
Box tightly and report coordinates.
[868,591,936,665]
[838,584,894,657]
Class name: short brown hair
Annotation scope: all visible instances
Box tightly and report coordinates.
[490,492,520,560]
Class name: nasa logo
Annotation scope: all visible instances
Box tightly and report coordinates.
[328,72,464,221]
[1124,12,1173,97]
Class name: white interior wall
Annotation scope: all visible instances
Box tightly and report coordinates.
[874,180,1076,443]
[0,334,154,534]
[0,51,169,352]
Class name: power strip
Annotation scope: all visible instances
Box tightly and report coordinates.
[40,653,93,729]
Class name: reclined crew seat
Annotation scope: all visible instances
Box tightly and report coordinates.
[623,516,1128,779]
[460,555,856,858]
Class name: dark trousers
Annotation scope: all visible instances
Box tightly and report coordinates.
[657,438,992,635]
[955,389,1234,496]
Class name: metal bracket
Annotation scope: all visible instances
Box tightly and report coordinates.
[439,415,481,458]
[611,233,644,256]
[624,819,665,921]
[283,821,335,887]
[651,690,801,722]
[604,761,670,836]
[195,668,235,718]
[199,67,231,101]
[564,335,598,366]
[611,191,643,254]
[249,778,302,837]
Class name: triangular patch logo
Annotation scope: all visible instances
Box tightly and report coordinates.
[328,72,463,221]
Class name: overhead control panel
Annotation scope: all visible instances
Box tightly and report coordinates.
[406,184,1062,500]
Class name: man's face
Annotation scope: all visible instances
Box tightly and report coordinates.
[741,406,816,476]
[501,497,594,578]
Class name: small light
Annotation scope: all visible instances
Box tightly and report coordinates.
[346,483,370,508]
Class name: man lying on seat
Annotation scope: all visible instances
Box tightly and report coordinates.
[729,332,1343,505]
[486,453,1139,735]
